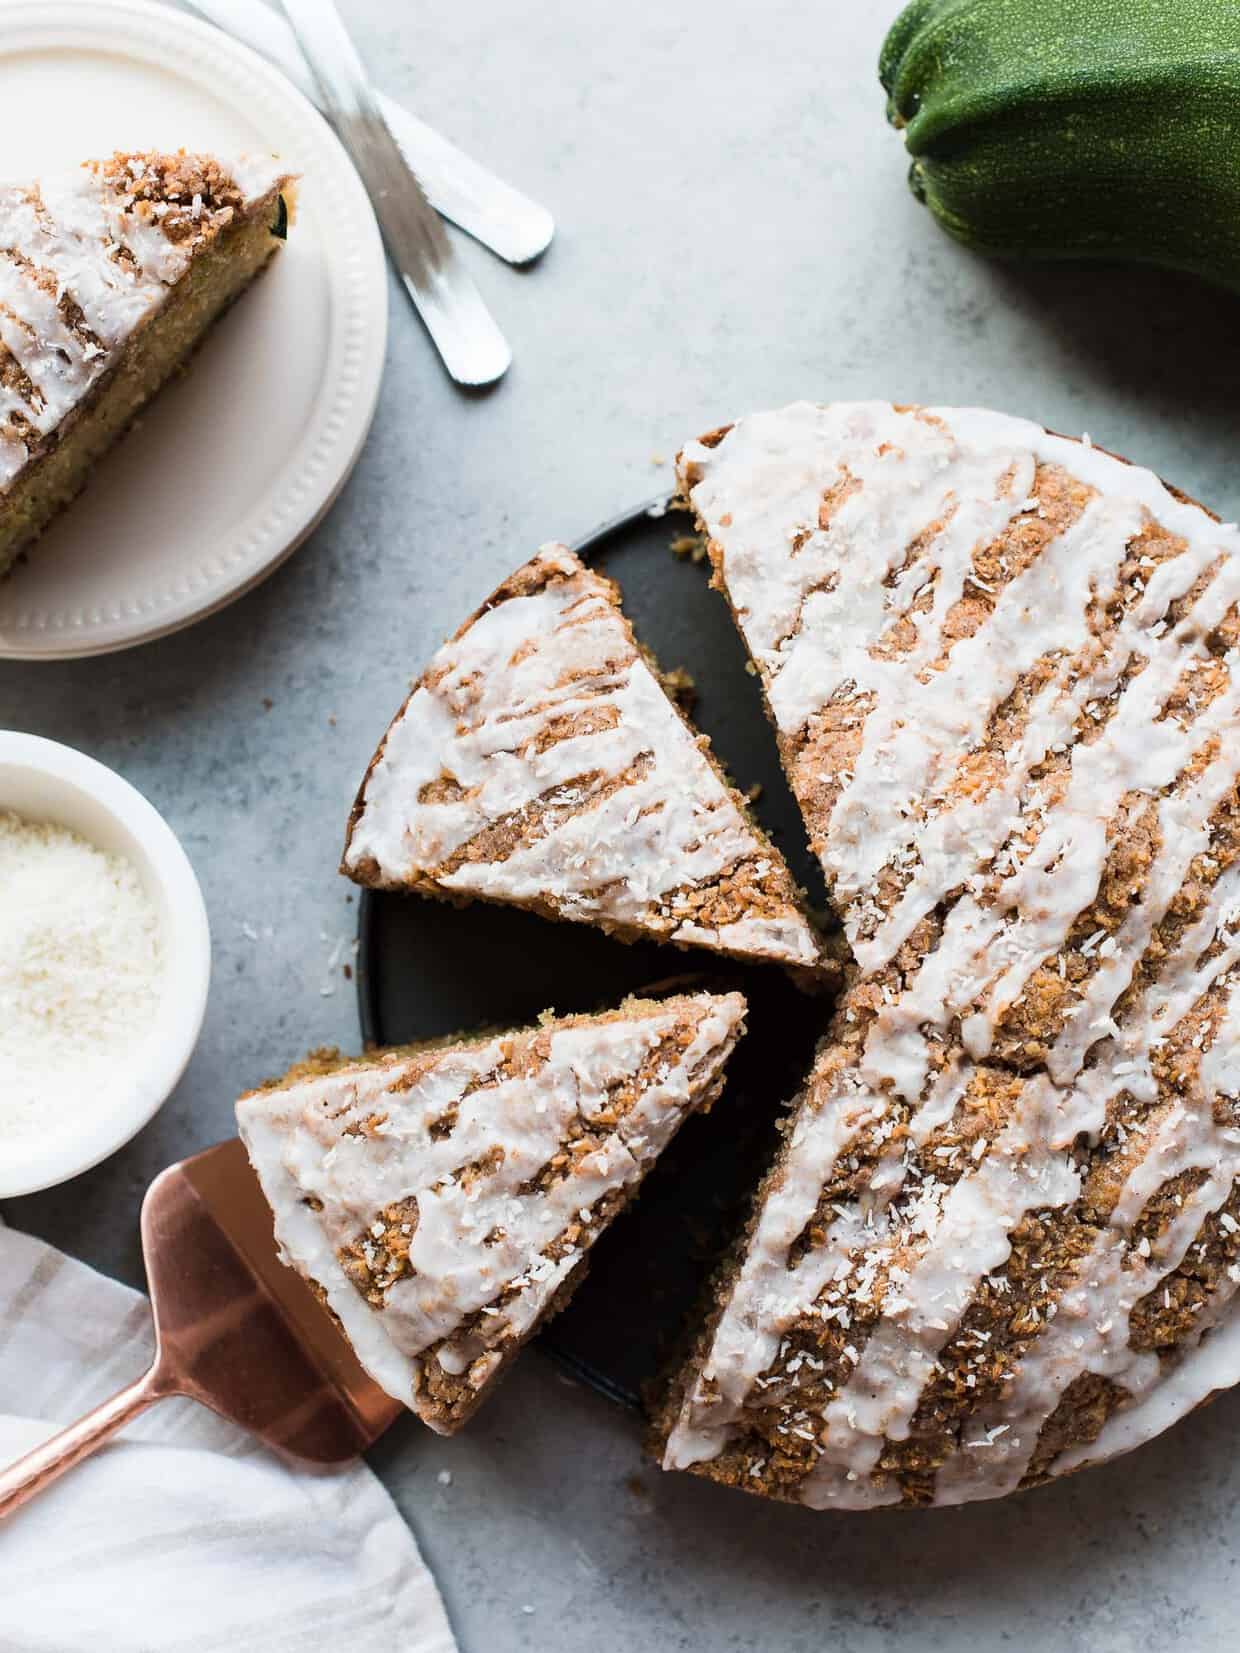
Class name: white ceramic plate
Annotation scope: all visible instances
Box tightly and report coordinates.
[0,0,388,659]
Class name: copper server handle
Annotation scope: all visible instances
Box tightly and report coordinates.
[0,1362,171,1520]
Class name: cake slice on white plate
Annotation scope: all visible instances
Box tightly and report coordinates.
[0,149,295,577]
[237,990,746,1432]
[342,544,828,978]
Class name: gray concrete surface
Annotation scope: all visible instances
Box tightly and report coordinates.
[7,2,1240,1647]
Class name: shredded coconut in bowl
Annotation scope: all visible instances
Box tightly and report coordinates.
[0,810,164,1146]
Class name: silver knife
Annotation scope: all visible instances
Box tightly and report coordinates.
[280,0,511,386]
[181,0,553,265]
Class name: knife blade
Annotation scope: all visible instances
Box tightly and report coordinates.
[280,0,511,386]
[182,0,553,265]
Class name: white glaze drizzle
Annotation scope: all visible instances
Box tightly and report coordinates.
[344,545,823,970]
[666,402,1240,1503]
[0,152,286,490]
[682,402,1240,970]
[937,1091,1240,1503]
[238,993,745,1431]
[1049,990,1240,1479]
[664,1065,897,1470]
[800,1073,1081,1508]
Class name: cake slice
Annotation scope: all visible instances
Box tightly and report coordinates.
[0,149,295,576]
[237,990,747,1433]
[343,544,826,976]
[660,403,1240,1506]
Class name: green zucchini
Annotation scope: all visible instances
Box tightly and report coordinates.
[879,0,1240,289]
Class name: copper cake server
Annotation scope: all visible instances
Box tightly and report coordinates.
[0,1138,403,1519]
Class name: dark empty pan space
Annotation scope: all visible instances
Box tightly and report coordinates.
[357,502,837,1407]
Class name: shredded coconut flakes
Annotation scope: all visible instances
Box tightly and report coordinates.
[0,811,163,1140]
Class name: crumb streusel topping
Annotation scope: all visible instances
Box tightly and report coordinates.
[343,544,825,974]
[0,149,286,490]
[663,402,1240,1505]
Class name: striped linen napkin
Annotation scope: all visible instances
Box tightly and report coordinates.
[0,1225,457,1653]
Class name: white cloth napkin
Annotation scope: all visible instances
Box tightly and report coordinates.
[0,1226,457,1653]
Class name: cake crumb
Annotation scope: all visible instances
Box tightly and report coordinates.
[670,532,708,564]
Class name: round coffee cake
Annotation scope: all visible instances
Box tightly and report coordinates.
[659,401,1240,1506]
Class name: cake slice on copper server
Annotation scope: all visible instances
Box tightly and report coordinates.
[238,991,746,1432]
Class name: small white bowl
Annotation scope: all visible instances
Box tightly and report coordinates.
[0,732,211,1197]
